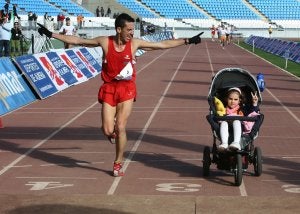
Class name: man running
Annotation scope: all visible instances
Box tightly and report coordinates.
[37,13,203,177]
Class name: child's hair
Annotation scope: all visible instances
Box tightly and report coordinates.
[225,87,244,106]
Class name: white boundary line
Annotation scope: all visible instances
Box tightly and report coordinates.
[107,47,192,195]
[266,88,300,124]
[230,44,300,125]
[0,102,98,176]
[206,41,249,196]
[0,50,171,182]
[234,43,300,80]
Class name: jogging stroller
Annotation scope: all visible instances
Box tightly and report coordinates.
[204,68,264,186]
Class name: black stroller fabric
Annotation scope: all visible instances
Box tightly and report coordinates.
[206,68,264,148]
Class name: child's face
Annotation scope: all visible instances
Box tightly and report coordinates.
[226,91,240,109]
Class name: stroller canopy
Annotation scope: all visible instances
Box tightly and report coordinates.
[208,68,262,105]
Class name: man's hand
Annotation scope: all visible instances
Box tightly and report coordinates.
[37,23,52,38]
[188,32,204,44]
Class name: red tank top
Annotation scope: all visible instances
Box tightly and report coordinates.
[101,36,136,83]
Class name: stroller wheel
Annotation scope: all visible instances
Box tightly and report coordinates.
[253,147,262,176]
[203,146,211,176]
[234,153,243,186]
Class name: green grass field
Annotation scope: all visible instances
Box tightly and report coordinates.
[236,41,300,77]
[51,39,65,49]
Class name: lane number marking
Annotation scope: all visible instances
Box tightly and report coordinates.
[26,181,73,191]
[282,184,300,194]
[156,183,201,192]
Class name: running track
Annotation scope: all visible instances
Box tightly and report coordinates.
[0,40,299,213]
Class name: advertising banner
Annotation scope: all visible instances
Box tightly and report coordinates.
[57,50,88,84]
[74,48,101,76]
[86,47,103,66]
[14,55,59,99]
[0,57,36,115]
[45,51,79,86]
[35,52,69,92]
[65,49,94,79]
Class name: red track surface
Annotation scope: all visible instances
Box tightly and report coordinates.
[0,40,299,213]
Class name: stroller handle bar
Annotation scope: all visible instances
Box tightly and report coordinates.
[212,115,261,122]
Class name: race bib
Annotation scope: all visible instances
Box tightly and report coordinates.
[115,62,133,80]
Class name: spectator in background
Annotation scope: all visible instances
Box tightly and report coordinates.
[4,0,10,15]
[28,11,37,30]
[96,6,100,17]
[12,4,20,20]
[77,14,84,29]
[44,12,51,28]
[57,13,65,30]
[100,7,104,17]
[10,21,22,56]
[33,13,38,30]
[268,26,272,38]
[106,7,111,17]
[59,17,76,49]
[0,14,13,57]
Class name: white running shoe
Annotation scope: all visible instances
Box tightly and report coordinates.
[229,142,241,150]
[108,132,116,144]
[218,143,228,152]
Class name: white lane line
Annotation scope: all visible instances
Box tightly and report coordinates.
[282,156,300,159]
[205,41,215,77]
[4,165,32,168]
[48,152,113,154]
[107,47,192,195]
[266,88,300,124]
[232,44,300,124]
[137,50,170,74]
[40,161,104,167]
[16,177,97,180]
[139,178,204,181]
[0,102,98,176]
[206,41,248,196]
[239,180,248,197]
[235,43,300,80]
[262,179,300,182]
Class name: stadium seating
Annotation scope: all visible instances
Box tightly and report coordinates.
[1,0,299,30]
[192,0,260,20]
[0,0,93,17]
[140,0,208,19]
[245,35,300,63]
[116,0,158,18]
[248,0,300,20]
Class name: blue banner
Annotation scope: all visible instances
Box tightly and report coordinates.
[0,57,36,116]
[14,55,58,99]
[46,52,78,86]
[65,49,93,78]
[75,48,101,75]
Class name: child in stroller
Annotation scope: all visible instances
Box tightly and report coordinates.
[204,68,264,186]
[218,87,259,151]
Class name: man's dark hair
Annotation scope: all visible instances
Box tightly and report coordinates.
[115,13,134,29]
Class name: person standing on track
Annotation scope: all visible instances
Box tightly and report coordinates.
[210,24,216,41]
[219,25,227,49]
[37,13,203,177]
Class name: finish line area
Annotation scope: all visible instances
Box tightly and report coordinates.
[0,40,299,213]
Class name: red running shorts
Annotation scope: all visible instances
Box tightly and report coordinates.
[98,80,136,106]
